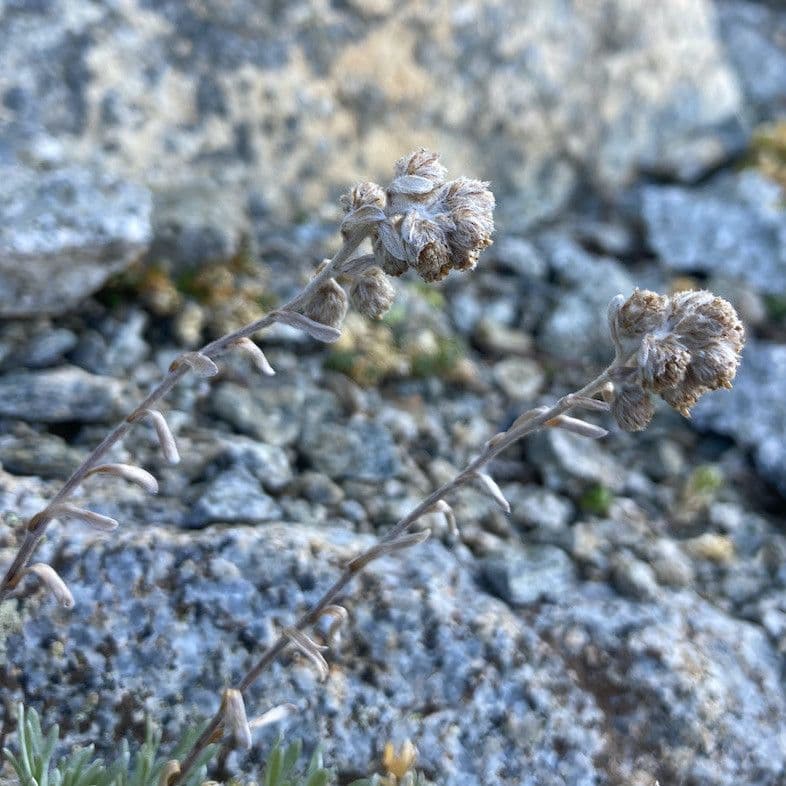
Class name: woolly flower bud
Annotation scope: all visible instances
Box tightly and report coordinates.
[611,381,654,432]
[400,210,452,283]
[637,333,691,393]
[437,177,495,273]
[669,290,745,369]
[393,148,447,188]
[373,218,408,277]
[388,149,448,213]
[613,289,670,341]
[341,181,386,212]
[612,288,744,419]
[340,181,387,237]
[657,290,744,416]
[304,278,348,330]
[350,267,396,319]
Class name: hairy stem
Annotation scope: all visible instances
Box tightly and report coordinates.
[0,231,368,602]
[172,366,614,783]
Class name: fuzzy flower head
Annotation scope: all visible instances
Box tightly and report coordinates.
[349,267,396,320]
[339,149,495,284]
[304,260,349,330]
[387,148,448,212]
[609,288,744,429]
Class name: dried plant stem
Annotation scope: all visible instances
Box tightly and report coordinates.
[0,231,369,603]
[172,366,615,784]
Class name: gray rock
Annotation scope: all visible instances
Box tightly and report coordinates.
[646,538,695,588]
[482,544,577,605]
[0,365,126,423]
[0,322,77,371]
[4,522,783,785]
[491,236,548,279]
[0,165,151,317]
[718,0,786,121]
[528,428,626,493]
[214,435,293,493]
[640,172,786,294]
[474,318,534,356]
[492,357,544,402]
[210,381,306,447]
[293,471,345,506]
[537,233,635,361]
[507,485,574,535]
[692,340,786,496]
[185,466,282,528]
[300,417,400,482]
[22,328,78,369]
[0,0,741,257]
[71,309,150,376]
[610,551,660,601]
[0,523,605,786]
[534,586,786,785]
[0,429,82,480]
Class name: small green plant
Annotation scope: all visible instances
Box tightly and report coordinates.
[687,464,723,497]
[259,739,331,786]
[2,704,214,786]
[579,484,614,517]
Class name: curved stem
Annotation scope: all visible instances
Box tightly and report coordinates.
[0,230,368,602]
[172,365,614,783]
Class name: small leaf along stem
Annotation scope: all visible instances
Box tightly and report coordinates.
[171,366,614,783]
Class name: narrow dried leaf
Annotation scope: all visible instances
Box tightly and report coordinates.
[511,406,550,432]
[347,529,431,572]
[249,703,298,730]
[284,628,329,680]
[177,352,220,378]
[608,293,626,355]
[485,432,507,451]
[143,409,180,464]
[473,472,511,514]
[547,415,609,440]
[273,310,342,343]
[431,500,458,537]
[607,294,625,331]
[152,414,180,464]
[86,464,159,494]
[334,253,376,277]
[158,760,181,786]
[388,174,434,195]
[319,605,349,645]
[53,503,119,532]
[378,220,407,260]
[234,337,275,376]
[341,205,386,232]
[568,396,610,413]
[26,563,74,609]
[222,689,252,750]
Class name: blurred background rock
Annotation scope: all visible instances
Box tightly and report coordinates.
[2,1,786,785]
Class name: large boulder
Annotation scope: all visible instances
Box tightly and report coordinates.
[0,0,743,264]
[0,165,152,317]
[2,520,784,785]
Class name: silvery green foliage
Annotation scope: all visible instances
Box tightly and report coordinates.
[259,740,331,786]
[3,705,213,786]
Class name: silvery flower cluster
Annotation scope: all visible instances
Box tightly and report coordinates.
[608,288,745,431]
[344,149,495,284]
[303,149,495,329]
